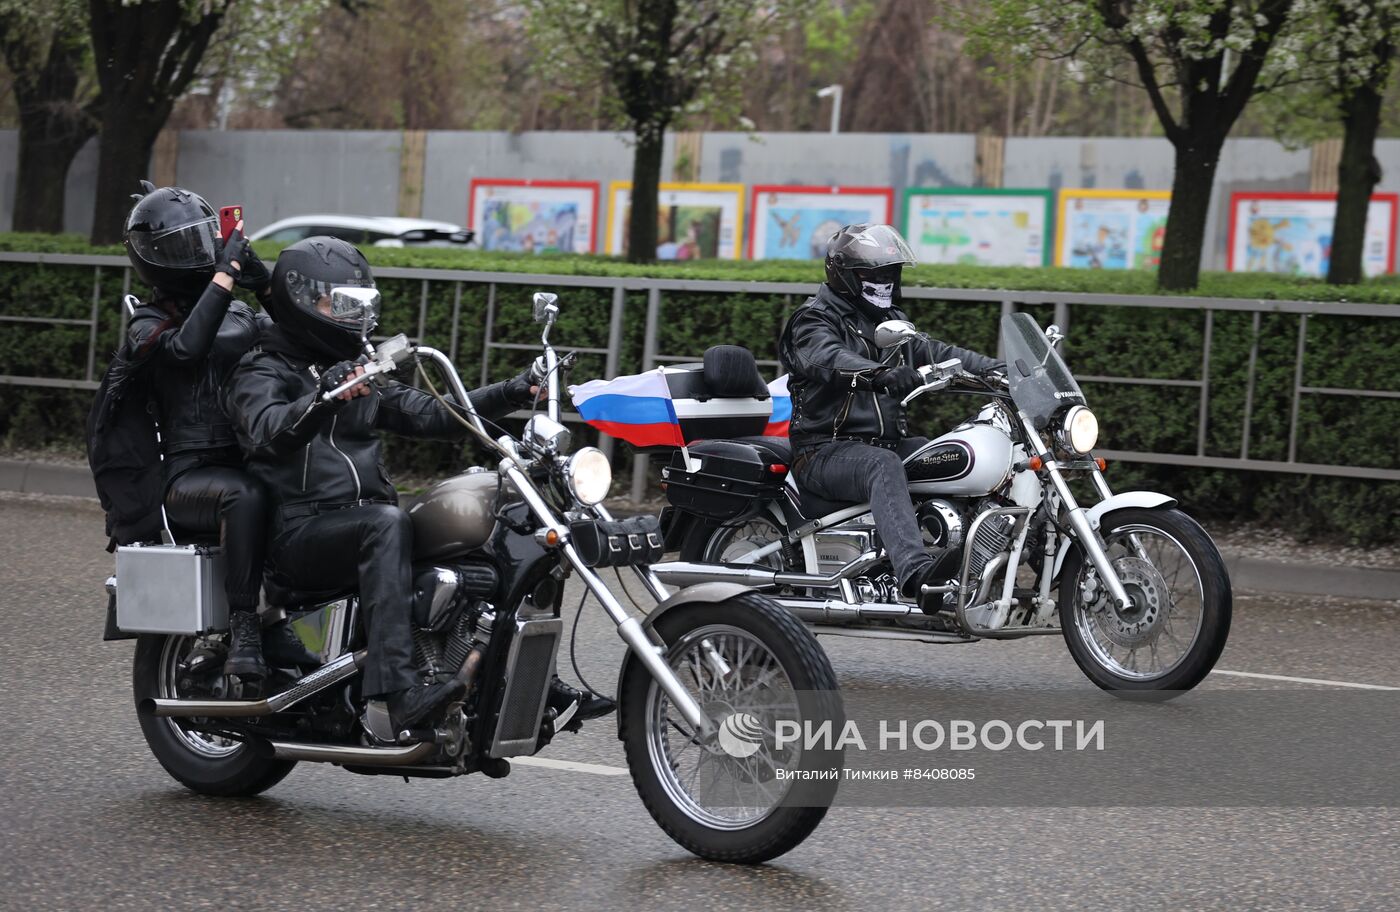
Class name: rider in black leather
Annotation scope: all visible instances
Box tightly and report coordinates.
[225,236,537,732]
[780,224,1003,611]
[124,182,313,677]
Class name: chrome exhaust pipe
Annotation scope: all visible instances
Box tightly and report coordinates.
[776,597,917,623]
[261,740,436,766]
[651,552,884,590]
[650,561,779,588]
[141,650,364,718]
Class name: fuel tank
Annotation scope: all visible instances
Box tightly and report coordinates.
[408,468,501,561]
[903,423,1013,497]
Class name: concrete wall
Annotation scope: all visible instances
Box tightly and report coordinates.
[0,127,1395,272]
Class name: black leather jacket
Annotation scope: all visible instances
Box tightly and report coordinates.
[225,325,524,522]
[128,284,269,461]
[779,284,1001,448]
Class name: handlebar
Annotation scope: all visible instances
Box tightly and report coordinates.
[319,333,415,402]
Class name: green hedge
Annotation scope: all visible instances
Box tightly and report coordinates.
[2,233,1398,544]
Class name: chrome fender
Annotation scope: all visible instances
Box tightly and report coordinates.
[614,582,753,736]
[1051,491,1178,581]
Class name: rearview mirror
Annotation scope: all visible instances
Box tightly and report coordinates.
[532,292,559,325]
[874,319,917,349]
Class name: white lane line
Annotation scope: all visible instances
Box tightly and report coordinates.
[511,756,629,776]
[1214,669,1400,690]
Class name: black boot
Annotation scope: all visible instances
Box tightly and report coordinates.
[905,548,964,614]
[387,680,467,734]
[225,610,269,679]
[547,677,617,732]
[262,620,322,669]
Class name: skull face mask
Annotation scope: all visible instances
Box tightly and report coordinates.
[861,280,894,309]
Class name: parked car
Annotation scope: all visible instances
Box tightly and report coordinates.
[249,215,474,248]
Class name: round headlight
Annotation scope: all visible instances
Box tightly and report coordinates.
[1063,406,1099,455]
[566,447,612,505]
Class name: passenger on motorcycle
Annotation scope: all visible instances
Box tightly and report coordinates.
[224,237,539,732]
[780,224,1004,612]
[122,182,315,678]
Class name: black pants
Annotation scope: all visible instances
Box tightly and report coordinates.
[794,437,932,591]
[164,463,269,612]
[268,505,416,698]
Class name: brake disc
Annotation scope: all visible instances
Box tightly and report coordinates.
[1094,556,1170,649]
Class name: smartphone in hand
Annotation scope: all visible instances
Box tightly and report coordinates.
[219,205,243,239]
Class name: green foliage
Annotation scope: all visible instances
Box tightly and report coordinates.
[2,236,1397,542]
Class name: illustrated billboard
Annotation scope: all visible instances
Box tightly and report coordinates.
[1055,189,1171,270]
[1226,191,1399,277]
[468,179,599,254]
[747,185,894,260]
[903,188,1053,267]
[605,182,744,260]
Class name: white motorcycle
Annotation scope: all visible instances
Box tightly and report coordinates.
[652,313,1232,695]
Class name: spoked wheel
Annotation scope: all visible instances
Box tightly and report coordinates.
[681,513,790,568]
[133,634,296,796]
[619,593,843,863]
[1059,508,1231,696]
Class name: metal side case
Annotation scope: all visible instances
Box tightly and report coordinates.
[115,544,229,635]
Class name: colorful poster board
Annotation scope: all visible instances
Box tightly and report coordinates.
[468,179,599,254]
[902,188,1053,267]
[1226,191,1399,277]
[605,182,744,260]
[747,185,894,260]
[1055,189,1171,270]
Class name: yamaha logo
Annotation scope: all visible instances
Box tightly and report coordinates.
[1054,391,1083,400]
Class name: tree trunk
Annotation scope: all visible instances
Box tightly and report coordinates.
[1157,139,1222,291]
[627,123,665,264]
[1328,81,1384,285]
[90,109,160,245]
[12,112,91,233]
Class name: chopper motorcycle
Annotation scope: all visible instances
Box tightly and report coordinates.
[105,291,844,864]
[651,313,1232,694]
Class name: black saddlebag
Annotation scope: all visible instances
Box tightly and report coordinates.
[661,439,789,521]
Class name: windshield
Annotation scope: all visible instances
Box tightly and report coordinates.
[1001,313,1085,425]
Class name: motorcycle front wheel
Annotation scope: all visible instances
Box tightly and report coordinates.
[133,634,296,796]
[1059,507,1232,696]
[618,592,844,863]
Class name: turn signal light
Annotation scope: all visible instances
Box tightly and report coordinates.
[1095,457,1108,471]
[1027,456,1043,472]
[544,529,561,547]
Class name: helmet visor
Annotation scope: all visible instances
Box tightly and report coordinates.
[129,216,220,270]
[284,269,380,332]
[845,224,916,268]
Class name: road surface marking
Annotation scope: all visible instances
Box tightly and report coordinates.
[512,756,629,776]
[1214,669,1400,690]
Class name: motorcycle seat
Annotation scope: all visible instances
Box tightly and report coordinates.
[791,482,861,521]
[262,575,355,609]
[727,435,793,466]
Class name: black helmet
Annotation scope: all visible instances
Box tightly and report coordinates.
[269,236,380,363]
[823,224,916,317]
[124,182,221,299]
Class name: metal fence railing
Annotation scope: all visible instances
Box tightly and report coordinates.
[4,252,1398,504]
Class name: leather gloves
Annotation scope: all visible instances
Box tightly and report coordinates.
[319,359,372,405]
[876,365,923,399]
[214,227,246,282]
[236,243,271,293]
[503,366,539,407]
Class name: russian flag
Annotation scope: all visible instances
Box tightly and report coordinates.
[569,369,685,448]
[763,375,791,437]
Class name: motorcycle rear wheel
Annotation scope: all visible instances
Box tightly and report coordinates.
[618,593,843,864]
[133,634,296,796]
[1059,507,1231,696]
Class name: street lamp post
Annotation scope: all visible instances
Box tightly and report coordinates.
[816,84,842,135]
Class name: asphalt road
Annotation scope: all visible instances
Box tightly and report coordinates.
[3,491,1399,912]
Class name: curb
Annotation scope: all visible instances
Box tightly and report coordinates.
[3,458,1396,601]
